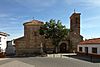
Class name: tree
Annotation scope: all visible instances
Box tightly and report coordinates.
[39,19,70,53]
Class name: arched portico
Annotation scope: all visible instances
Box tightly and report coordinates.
[58,41,69,53]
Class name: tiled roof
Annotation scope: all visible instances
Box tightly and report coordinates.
[14,36,25,43]
[79,38,100,45]
[0,32,9,36]
[23,20,43,25]
[70,12,81,18]
[14,36,24,41]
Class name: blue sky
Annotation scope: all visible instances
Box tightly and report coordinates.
[0,0,100,40]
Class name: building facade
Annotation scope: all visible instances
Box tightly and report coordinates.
[6,40,16,55]
[59,12,82,52]
[77,38,100,58]
[69,12,82,52]
[15,12,82,56]
[15,20,53,56]
[0,32,8,53]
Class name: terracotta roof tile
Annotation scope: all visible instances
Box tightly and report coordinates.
[0,32,9,36]
[23,20,43,25]
[79,38,100,45]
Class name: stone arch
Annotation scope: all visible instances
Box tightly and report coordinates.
[58,41,69,53]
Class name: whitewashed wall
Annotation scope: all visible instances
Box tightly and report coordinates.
[78,44,100,54]
[0,35,7,52]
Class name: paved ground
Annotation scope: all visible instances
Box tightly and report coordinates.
[0,54,100,67]
[0,60,34,67]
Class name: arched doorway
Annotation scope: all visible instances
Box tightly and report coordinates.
[59,43,67,53]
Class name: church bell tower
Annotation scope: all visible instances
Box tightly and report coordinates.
[69,11,81,52]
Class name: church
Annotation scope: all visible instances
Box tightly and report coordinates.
[14,12,83,56]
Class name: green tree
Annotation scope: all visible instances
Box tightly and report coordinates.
[39,19,70,53]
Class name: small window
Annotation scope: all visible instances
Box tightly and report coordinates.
[92,47,97,53]
[70,19,73,32]
[79,47,82,52]
[0,37,1,42]
[76,18,78,24]
[0,47,1,52]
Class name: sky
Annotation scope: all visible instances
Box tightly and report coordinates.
[0,0,100,40]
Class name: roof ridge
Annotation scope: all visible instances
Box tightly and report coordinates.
[79,38,100,45]
[86,38,100,41]
[23,20,43,25]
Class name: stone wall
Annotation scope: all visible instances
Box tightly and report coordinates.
[15,20,54,56]
[69,12,81,52]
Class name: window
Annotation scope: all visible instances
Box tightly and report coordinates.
[70,19,73,32]
[92,47,97,53]
[79,47,82,52]
[85,47,88,55]
[76,18,78,24]
[0,47,1,52]
[0,37,1,42]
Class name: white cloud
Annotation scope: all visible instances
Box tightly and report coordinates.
[81,16,100,29]
[15,0,56,9]
[0,13,31,22]
[65,0,100,7]
[0,14,9,18]
[8,16,30,21]
[80,15,100,39]
[82,0,100,7]
[9,17,18,21]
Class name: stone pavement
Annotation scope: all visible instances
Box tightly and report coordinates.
[0,54,100,67]
[0,60,35,67]
[0,58,9,61]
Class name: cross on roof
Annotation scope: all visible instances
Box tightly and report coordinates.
[74,9,76,13]
[32,17,35,20]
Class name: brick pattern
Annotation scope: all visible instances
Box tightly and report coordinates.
[15,20,54,56]
[15,12,82,56]
[69,13,81,52]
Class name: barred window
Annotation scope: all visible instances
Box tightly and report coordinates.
[92,47,97,53]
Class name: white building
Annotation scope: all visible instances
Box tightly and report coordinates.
[0,32,9,53]
[77,38,100,58]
